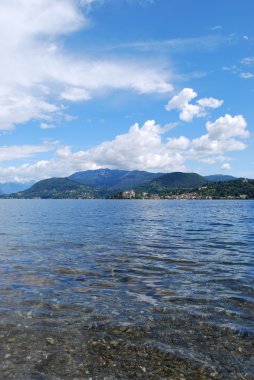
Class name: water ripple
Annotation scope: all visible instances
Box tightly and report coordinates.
[0,199,253,379]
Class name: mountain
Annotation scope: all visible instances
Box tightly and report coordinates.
[205,174,237,182]
[2,170,252,199]
[0,182,34,195]
[5,178,96,199]
[137,172,207,194]
[2,170,206,199]
[69,168,162,192]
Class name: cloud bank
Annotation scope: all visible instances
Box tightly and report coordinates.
[0,113,249,183]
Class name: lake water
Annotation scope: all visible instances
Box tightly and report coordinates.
[0,199,253,379]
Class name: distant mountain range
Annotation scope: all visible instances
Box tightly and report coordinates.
[1,169,250,199]
[0,182,34,195]
[205,174,236,182]
[1,169,160,199]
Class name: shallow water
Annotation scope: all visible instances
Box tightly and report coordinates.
[0,199,253,379]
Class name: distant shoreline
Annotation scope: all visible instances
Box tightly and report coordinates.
[1,197,253,201]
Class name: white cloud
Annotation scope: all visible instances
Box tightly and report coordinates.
[241,57,254,65]
[79,120,186,172]
[191,134,246,157]
[40,123,57,130]
[0,114,249,182]
[165,88,201,122]
[206,114,249,140]
[0,0,172,131]
[60,87,91,102]
[0,91,60,130]
[221,163,231,170]
[165,88,223,122]
[167,136,190,150]
[0,120,187,182]
[190,114,249,158]
[0,0,86,40]
[197,97,223,109]
[0,141,57,161]
[240,72,254,79]
[200,156,228,164]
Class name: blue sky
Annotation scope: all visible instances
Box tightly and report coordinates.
[0,0,253,182]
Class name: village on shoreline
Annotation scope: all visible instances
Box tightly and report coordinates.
[112,189,249,200]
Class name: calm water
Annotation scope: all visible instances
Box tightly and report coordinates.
[0,200,253,379]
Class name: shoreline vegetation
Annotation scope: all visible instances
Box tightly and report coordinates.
[1,169,254,200]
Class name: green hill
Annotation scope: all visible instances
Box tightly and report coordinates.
[137,172,207,194]
[197,178,254,198]
[5,178,96,199]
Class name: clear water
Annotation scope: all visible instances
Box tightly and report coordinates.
[0,200,253,379]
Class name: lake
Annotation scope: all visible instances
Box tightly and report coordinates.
[0,199,253,379]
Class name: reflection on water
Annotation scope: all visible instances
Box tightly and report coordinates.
[0,199,253,379]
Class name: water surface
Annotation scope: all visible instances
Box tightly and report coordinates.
[0,200,253,379]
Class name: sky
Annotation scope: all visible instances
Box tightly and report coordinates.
[0,0,253,183]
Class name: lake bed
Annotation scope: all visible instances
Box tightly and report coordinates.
[0,199,253,379]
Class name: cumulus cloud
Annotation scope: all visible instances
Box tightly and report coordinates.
[0,0,172,130]
[74,120,187,172]
[165,88,223,122]
[190,114,249,158]
[206,114,249,140]
[0,115,249,182]
[165,88,201,122]
[0,120,187,182]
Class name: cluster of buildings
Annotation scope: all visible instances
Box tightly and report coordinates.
[120,190,248,200]
[141,192,213,200]
[121,190,136,199]
[120,190,212,200]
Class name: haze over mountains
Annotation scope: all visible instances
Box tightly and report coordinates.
[0,169,243,198]
[0,182,34,195]
[205,175,236,182]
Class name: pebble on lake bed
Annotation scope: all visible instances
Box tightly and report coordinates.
[46,337,55,345]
